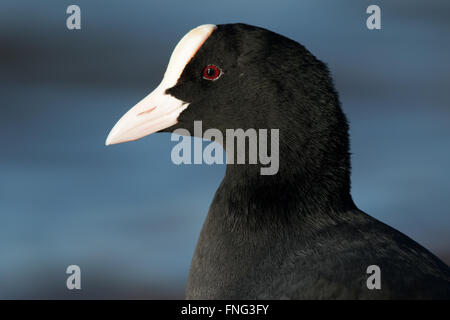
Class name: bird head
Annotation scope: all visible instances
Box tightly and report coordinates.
[106,23,343,146]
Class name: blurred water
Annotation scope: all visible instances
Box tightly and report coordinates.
[0,0,449,298]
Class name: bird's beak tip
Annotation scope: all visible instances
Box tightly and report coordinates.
[105,136,122,146]
[105,132,114,146]
[105,130,121,146]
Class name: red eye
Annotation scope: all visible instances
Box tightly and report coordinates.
[202,65,222,80]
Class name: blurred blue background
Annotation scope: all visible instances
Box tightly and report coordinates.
[0,0,449,298]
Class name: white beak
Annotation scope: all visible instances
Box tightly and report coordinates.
[105,85,189,145]
[105,24,217,146]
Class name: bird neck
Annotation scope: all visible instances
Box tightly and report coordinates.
[220,130,355,224]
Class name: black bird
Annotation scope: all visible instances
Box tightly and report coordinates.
[106,23,450,299]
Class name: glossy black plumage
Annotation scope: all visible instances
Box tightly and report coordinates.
[164,23,450,299]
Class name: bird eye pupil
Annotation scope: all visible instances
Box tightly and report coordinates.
[202,65,221,80]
